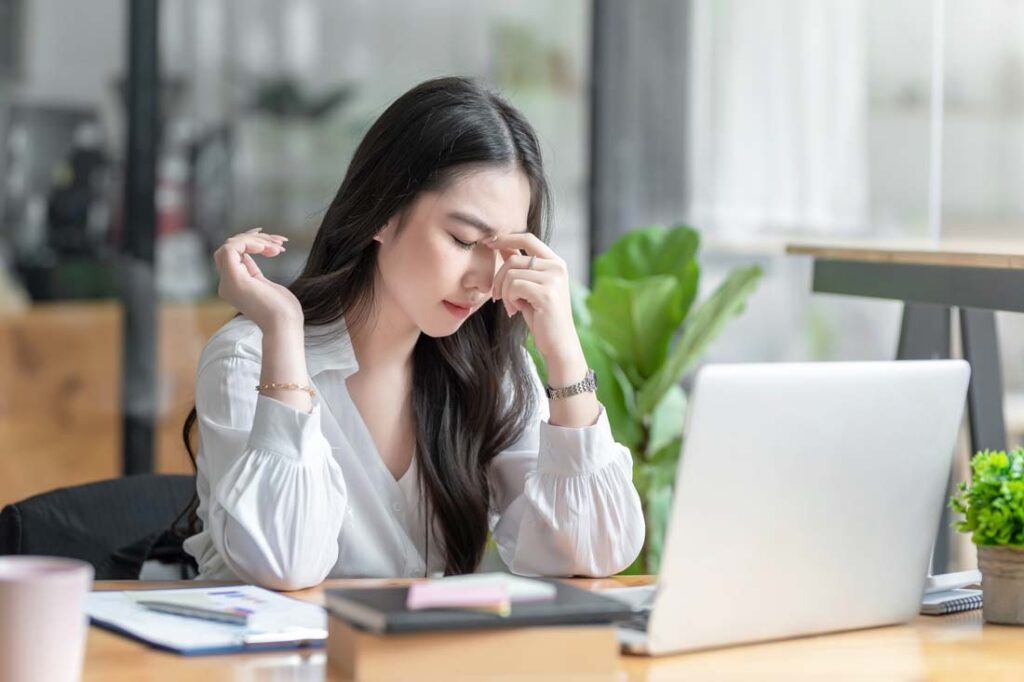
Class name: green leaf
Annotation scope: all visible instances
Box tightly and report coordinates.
[588,275,683,380]
[646,384,686,459]
[641,479,674,573]
[577,325,644,451]
[593,224,701,320]
[569,279,592,328]
[950,447,1024,546]
[637,265,763,416]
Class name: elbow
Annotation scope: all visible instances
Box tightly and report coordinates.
[219,522,338,592]
[580,497,647,577]
[225,550,334,592]
[596,523,646,577]
[250,569,327,592]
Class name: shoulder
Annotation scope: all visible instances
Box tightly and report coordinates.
[197,315,264,376]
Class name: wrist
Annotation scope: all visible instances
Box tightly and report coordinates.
[262,318,305,343]
[544,346,589,388]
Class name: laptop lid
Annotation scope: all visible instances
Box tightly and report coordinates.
[646,360,970,655]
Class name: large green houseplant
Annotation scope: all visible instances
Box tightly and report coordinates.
[528,224,762,573]
[950,447,1024,624]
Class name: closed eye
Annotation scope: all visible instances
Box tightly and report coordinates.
[451,235,476,250]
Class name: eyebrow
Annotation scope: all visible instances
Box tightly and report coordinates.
[446,211,528,236]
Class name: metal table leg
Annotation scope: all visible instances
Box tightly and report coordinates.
[897,303,951,362]
[960,307,1008,453]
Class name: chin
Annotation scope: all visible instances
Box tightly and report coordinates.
[417,314,460,339]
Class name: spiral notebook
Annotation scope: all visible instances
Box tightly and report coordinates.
[919,570,983,616]
[920,588,983,615]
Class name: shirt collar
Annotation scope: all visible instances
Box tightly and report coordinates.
[304,315,360,378]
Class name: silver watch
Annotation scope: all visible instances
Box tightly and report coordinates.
[544,368,597,400]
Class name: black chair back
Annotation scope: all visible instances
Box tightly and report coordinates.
[0,474,198,579]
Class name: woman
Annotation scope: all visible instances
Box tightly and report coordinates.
[180,76,644,590]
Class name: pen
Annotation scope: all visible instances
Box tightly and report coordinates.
[136,599,250,626]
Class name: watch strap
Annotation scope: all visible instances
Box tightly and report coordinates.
[544,368,597,400]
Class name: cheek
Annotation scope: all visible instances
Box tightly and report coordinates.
[384,233,456,297]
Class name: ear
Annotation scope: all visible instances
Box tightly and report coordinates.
[373,216,397,244]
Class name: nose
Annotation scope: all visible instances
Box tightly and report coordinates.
[463,247,503,296]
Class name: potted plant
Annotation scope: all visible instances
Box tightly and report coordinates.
[950,447,1024,624]
[528,224,762,573]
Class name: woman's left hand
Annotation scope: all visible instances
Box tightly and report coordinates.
[484,232,582,364]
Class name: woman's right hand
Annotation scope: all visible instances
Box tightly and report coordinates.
[214,228,303,332]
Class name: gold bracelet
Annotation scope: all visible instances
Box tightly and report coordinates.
[255,382,316,398]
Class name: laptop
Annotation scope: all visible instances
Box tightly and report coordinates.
[617,360,970,655]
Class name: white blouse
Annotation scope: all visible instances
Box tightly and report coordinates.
[183,315,645,590]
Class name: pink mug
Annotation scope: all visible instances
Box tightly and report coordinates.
[0,556,94,682]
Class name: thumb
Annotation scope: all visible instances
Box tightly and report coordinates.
[241,253,264,279]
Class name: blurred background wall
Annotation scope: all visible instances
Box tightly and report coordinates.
[1,1,1023,571]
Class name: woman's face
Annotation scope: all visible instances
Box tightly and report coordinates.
[374,165,532,337]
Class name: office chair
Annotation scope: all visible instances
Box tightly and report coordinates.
[0,474,199,579]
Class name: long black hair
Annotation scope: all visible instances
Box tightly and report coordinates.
[178,76,550,575]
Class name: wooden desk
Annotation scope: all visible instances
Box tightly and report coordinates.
[86,578,1024,681]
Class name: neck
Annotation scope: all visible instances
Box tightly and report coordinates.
[348,283,420,378]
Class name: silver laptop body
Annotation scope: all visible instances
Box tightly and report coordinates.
[620,360,970,655]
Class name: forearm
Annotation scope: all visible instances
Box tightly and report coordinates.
[259,322,313,413]
[544,344,601,428]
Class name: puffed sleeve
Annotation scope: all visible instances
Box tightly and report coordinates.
[189,340,347,591]
[488,355,645,576]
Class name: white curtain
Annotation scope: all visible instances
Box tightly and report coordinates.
[687,0,869,236]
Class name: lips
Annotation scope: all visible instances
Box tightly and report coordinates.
[443,299,477,318]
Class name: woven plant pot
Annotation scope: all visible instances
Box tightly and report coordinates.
[977,545,1024,625]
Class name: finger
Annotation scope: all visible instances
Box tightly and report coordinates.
[502,269,548,314]
[236,229,287,247]
[257,234,287,247]
[225,235,285,257]
[482,231,556,260]
[247,232,284,245]
[215,240,282,275]
[505,279,545,316]
[218,252,260,291]
[241,253,263,279]
[492,254,551,300]
[492,254,530,303]
[492,252,518,302]
[249,231,288,243]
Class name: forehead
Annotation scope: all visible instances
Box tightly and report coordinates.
[428,166,531,234]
